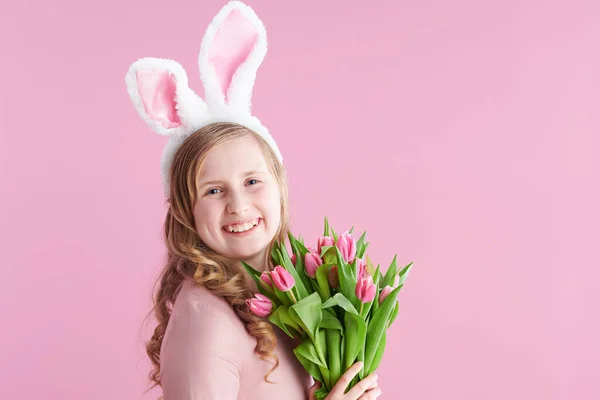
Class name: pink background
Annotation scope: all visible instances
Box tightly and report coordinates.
[1,0,598,398]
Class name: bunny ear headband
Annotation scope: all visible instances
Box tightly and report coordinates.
[125,1,282,196]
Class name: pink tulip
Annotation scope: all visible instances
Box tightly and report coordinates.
[318,236,335,255]
[329,265,339,288]
[355,274,376,303]
[379,285,393,304]
[336,231,356,263]
[245,294,273,317]
[291,253,297,266]
[304,248,323,278]
[270,266,295,292]
[356,258,366,278]
[260,271,273,289]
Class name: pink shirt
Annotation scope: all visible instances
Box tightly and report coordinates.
[160,279,313,399]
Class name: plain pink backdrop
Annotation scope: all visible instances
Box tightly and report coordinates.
[1,0,598,399]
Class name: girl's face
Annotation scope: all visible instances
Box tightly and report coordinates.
[193,135,282,268]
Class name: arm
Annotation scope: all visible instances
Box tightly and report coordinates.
[160,300,244,400]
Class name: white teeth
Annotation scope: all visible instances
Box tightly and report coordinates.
[225,219,259,233]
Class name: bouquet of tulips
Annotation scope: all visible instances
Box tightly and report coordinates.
[243,218,413,400]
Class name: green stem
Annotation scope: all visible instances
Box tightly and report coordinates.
[359,302,364,315]
[289,290,297,303]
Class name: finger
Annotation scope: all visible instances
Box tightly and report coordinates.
[308,380,322,400]
[345,373,379,400]
[328,361,363,397]
[358,387,382,400]
[366,379,378,390]
[308,381,321,396]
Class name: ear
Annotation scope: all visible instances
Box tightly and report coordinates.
[125,57,207,137]
[198,1,267,111]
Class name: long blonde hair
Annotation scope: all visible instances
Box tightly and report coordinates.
[144,122,290,393]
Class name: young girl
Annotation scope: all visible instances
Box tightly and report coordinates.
[125,2,382,399]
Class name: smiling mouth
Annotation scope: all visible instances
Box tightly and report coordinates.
[223,218,261,233]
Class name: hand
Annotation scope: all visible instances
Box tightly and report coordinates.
[308,362,381,400]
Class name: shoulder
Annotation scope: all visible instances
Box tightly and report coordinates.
[161,280,249,355]
[169,279,248,336]
[160,279,250,371]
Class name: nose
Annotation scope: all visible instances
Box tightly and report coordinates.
[226,189,250,215]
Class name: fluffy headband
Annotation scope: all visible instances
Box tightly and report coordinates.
[124,1,281,196]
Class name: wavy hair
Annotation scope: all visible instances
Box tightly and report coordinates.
[143,122,290,394]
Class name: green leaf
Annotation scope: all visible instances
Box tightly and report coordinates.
[279,305,302,332]
[316,329,331,390]
[331,226,339,242]
[343,311,367,370]
[349,225,355,234]
[294,342,325,383]
[289,292,323,342]
[272,284,293,306]
[387,291,401,328]
[369,331,387,373]
[335,247,359,307]
[324,216,330,237]
[326,328,343,388]
[397,262,414,286]
[321,308,343,331]
[358,333,366,379]
[322,293,359,315]
[370,258,381,285]
[381,255,398,288]
[315,264,332,301]
[355,230,368,259]
[268,307,294,338]
[293,339,326,368]
[364,285,402,374]
[289,236,315,295]
[271,245,281,265]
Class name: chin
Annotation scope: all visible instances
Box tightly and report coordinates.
[228,245,266,263]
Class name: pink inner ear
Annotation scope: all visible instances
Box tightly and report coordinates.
[136,69,182,129]
[208,9,258,102]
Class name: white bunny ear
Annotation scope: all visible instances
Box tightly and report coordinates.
[198,1,267,112]
[125,57,207,138]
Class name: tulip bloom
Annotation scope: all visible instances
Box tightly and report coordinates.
[356,274,376,303]
[245,294,273,317]
[336,231,357,263]
[379,274,401,304]
[304,248,323,278]
[271,266,295,291]
[356,258,366,278]
[291,253,297,266]
[318,236,335,255]
[329,265,339,288]
[260,271,273,289]
[271,266,297,303]
[379,285,393,304]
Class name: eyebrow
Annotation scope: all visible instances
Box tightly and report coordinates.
[198,170,266,187]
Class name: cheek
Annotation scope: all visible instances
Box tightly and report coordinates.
[193,200,221,232]
[260,186,282,222]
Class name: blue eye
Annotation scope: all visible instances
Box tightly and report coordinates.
[247,179,259,185]
[207,188,222,195]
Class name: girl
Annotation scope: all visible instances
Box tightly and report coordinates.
[145,122,382,400]
[125,2,382,399]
